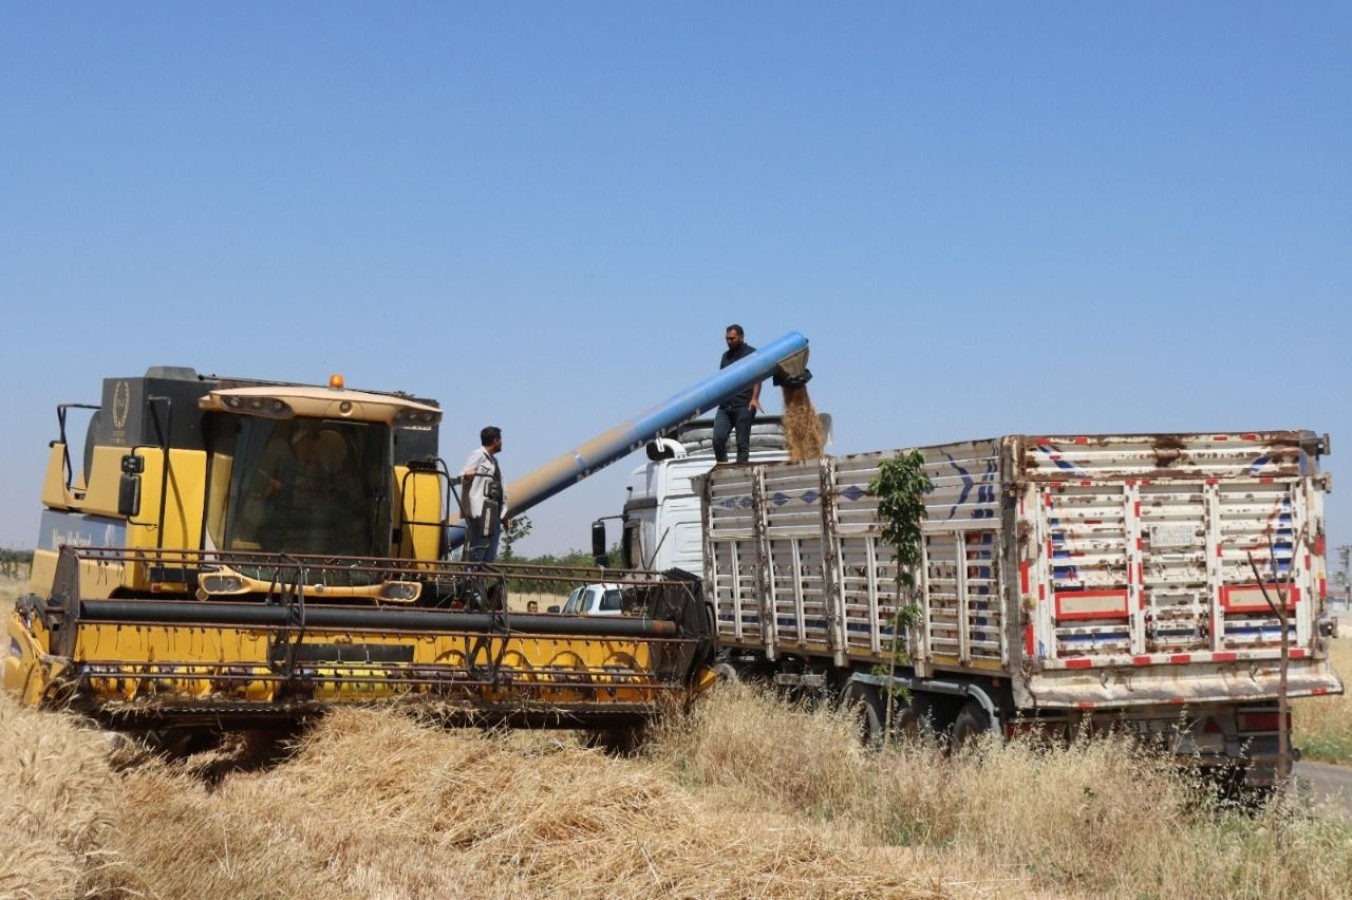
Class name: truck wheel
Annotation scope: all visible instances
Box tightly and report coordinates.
[713,662,739,683]
[950,700,993,753]
[844,682,886,749]
[891,694,922,739]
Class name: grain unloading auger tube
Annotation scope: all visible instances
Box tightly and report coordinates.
[445,331,812,547]
[4,546,717,730]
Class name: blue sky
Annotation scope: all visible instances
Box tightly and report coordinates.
[2,4,1349,567]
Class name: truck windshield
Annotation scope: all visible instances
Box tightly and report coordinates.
[206,416,392,559]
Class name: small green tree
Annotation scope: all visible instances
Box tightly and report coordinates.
[500,515,533,561]
[867,450,932,737]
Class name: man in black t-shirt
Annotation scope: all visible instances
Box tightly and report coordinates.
[713,323,762,463]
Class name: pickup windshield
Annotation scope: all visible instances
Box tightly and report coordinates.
[562,585,625,614]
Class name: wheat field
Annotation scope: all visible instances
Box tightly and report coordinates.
[3,575,1351,899]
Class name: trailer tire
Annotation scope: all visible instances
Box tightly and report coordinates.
[951,700,992,753]
[845,682,887,749]
[713,661,739,683]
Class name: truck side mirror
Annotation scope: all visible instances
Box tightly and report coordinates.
[118,453,143,518]
[591,520,608,568]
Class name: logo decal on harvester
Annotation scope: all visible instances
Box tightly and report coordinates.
[112,381,131,430]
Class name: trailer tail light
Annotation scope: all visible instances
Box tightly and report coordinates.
[1237,710,1290,733]
[1201,716,1223,735]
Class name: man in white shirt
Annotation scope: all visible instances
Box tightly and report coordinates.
[461,426,509,563]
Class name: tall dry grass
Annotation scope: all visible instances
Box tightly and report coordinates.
[0,689,121,898]
[83,711,947,899]
[1294,635,1352,764]
[3,568,1351,899]
[653,683,1352,898]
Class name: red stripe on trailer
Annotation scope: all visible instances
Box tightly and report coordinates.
[1170,654,1192,664]
[1215,435,1229,441]
[1074,436,1088,444]
[1046,493,1052,508]
[1214,652,1237,662]
[1290,648,1306,659]
[1137,537,1143,551]
[1055,589,1130,620]
[1206,478,1218,486]
[1316,533,1326,556]
[1320,577,1327,597]
[1039,584,1046,601]
[1259,477,1273,483]
[1241,433,1257,441]
[1133,655,1152,666]
[1216,544,1223,558]
[1312,687,1330,696]
[1221,584,1300,612]
[1134,501,1141,518]
[1065,658,1093,669]
[1210,612,1216,637]
[1136,563,1143,584]
[1025,624,1035,656]
[1077,702,1094,709]
[1081,480,1092,487]
[1169,697,1186,704]
[1084,519,1101,525]
[1020,562,1030,593]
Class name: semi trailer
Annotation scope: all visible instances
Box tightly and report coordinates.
[700,431,1343,784]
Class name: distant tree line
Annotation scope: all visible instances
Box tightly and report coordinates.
[499,516,623,594]
[505,547,624,596]
[1,548,33,579]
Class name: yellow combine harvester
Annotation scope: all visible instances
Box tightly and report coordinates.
[4,367,716,743]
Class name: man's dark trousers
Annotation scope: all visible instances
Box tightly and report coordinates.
[713,406,756,463]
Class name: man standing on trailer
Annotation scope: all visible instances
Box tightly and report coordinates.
[712,324,762,464]
[462,426,510,563]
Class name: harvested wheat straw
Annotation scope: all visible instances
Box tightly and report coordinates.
[782,384,825,461]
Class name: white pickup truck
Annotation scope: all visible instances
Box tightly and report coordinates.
[559,582,625,616]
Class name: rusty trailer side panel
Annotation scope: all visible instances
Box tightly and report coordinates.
[702,431,1342,710]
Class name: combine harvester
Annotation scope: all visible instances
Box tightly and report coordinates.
[4,334,811,747]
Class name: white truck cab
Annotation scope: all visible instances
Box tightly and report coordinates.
[606,415,828,576]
